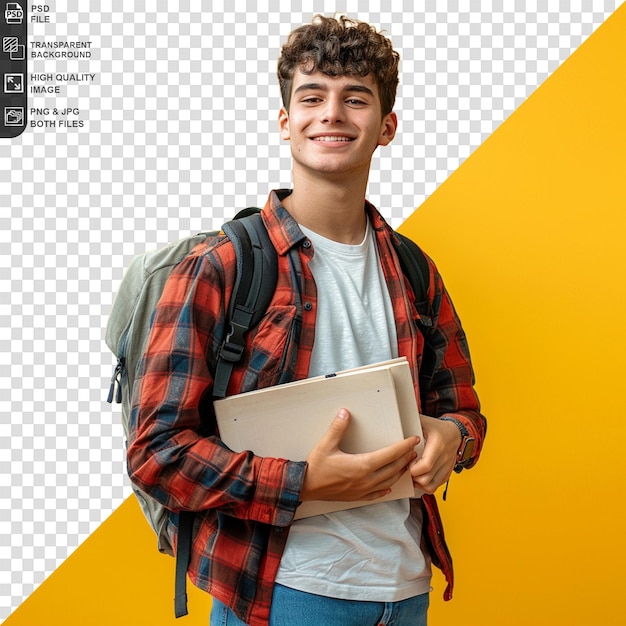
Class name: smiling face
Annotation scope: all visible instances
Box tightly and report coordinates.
[278,69,397,182]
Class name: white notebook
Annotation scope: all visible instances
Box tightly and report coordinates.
[214,357,424,519]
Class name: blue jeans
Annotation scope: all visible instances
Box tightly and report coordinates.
[210,584,429,625]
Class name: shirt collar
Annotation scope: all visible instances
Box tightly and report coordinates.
[262,189,395,255]
[261,189,307,256]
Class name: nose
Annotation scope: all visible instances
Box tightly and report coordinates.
[320,95,344,124]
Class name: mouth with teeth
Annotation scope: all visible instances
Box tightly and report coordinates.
[312,136,354,142]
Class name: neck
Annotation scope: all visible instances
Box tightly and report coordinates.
[284,170,369,244]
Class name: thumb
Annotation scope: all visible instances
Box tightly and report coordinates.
[319,408,351,451]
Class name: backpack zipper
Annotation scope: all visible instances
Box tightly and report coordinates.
[107,356,125,404]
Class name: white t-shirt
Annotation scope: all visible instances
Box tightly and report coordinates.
[274,219,431,601]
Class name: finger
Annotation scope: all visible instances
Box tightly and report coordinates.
[315,408,351,452]
[376,463,414,490]
[408,438,440,476]
[365,435,421,471]
[374,448,417,481]
[365,458,418,498]
[413,461,453,494]
[408,455,432,478]
[410,454,439,485]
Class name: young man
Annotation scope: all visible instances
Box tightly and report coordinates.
[127,15,486,626]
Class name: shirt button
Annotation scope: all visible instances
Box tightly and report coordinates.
[304,302,313,311]
[302,239,311,249]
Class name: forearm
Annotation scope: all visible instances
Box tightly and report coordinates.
[421,267,487,469]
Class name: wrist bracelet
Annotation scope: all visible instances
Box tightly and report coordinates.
[440,415,469,439]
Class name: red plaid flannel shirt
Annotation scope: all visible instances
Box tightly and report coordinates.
[127,189,486,626]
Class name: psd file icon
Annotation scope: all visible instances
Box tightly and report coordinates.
[5,3,24,24]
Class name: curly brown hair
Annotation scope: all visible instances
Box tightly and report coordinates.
[277,15,400,116]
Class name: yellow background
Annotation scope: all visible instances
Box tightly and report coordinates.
[406,6,626,624]
[6,5,626,625]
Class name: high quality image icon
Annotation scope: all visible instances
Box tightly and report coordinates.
[4,73,23,93]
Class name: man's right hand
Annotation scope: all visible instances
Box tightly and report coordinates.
[300,408,420,502]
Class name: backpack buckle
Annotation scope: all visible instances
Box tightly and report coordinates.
[219,320,247,363]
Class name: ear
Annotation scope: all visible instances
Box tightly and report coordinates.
[278,107,290,140]
[378,112,398,147]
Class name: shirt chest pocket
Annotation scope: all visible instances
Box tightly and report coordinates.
[238,304,301,391]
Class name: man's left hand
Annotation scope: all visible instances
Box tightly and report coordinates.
[409,415,462,494]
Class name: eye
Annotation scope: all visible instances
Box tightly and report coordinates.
[346,98,367,106]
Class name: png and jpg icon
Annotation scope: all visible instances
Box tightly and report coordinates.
[4,106,24,126]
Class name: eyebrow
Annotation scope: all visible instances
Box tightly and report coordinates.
[293,82,375,97]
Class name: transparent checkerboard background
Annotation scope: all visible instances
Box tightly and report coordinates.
[0,0,619,620]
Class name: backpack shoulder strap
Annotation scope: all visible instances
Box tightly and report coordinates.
[213,209,278,398]
[175,208,277,618]
[174,510,194,618]
[394,231,432,328]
